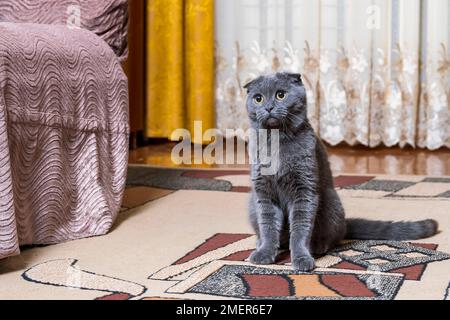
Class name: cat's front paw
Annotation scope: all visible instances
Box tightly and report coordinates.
[249,249,276,265]
[292,255,315,272]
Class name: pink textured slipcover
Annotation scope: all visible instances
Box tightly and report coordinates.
[0,21,129,259]
[0,0,129,61]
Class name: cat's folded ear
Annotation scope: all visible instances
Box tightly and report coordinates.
[243,76,261,93]
[285,72,303,84]
[244,80,255,92]
[243,80,254,92]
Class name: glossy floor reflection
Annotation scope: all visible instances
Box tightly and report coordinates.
[129,141,450,176]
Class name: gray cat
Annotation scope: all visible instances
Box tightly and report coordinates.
[244,72,438,272]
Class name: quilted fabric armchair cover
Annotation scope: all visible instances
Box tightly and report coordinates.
[0,1,129,259]
[0,0,129,60]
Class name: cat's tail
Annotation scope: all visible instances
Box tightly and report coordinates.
[345,218,439,240]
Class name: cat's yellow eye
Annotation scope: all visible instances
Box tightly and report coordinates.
[276,90,286,100]
[253,94,264,105]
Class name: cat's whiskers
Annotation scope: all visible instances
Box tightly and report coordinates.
[286,111,303,122]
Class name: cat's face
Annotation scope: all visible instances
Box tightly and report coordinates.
[244,72,307,130]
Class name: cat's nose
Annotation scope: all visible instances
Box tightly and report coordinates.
[266,105,274,112]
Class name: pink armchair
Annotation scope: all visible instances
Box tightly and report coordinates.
[0,0,129,259]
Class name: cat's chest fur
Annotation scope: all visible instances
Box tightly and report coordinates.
[251,137,316,206]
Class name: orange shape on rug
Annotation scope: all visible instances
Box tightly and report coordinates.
[289,274,340,298]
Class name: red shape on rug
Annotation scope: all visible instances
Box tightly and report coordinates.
[242,274,292,297]
[332,261,366,271]
[389,264,426,281]
[223,249,253,261]
[95,292,133,300]
[321,274,376,297]
[410,243,438,251]
[230,186,251,193]
[224,249,292,264]
[333,175,374,188]
[276,251,291,264]
[174,233,253,265]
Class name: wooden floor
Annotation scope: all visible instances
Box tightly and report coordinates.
[129,141,450,176]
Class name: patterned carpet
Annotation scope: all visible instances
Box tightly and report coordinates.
[1,165,450,300]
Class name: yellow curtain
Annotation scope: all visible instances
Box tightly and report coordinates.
[146,0,214,144]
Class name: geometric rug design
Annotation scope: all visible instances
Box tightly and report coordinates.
[1,166,450,300]
[148,233,450,300]
[126,166,450,199]
[329,241,450,280]
[188,265,403,300]
[17,233,449,300]
[21,259,146,300]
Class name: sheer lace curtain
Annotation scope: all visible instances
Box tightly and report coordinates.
[214,0,449,149]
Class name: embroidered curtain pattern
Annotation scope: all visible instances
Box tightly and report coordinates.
[214,0,449,149]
